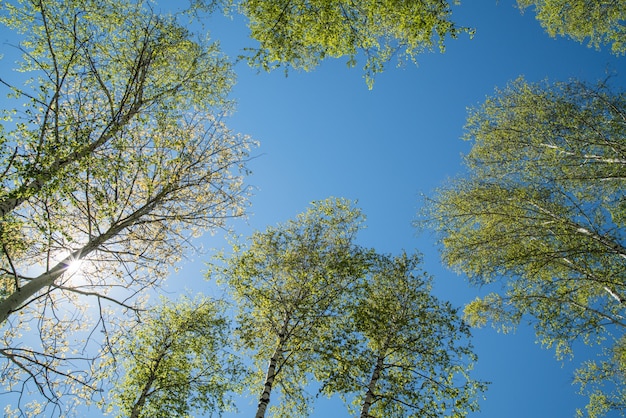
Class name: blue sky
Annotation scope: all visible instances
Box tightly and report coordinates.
[177,2,625,417]
[1,0,625,417]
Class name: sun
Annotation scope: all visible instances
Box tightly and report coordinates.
[66,259,83,275]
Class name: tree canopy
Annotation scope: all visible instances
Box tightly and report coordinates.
[238,0,472,88]
[423,77,626,416]
[101,295,243,418]
[517,0,626,55]
[316,251,486,417]
[1,0,623,416]
[0,0,253,414]
[210,197,369,417]
[211,199,485,417]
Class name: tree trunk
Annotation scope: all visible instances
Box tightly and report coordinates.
[255,341,283,418]
[360,353,385,418]
[0,186,166,324]
[129,372,157,418]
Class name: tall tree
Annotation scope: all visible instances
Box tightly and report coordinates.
[101,295,243,418]
[210,197,368,418]
[237,0,472,88]
[0,0,253,414]
[317,251,486,417]
[423,78,626,416]
[517,0,626,55]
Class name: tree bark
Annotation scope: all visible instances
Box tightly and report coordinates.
[255,342,283,418]
[129,372,157,418]
[360,353,385,418]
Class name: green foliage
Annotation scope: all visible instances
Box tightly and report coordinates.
[317,251,486,417]
[239,0,472,88]
[210,197,369,417]
[517,0,626,55]
[102,295,243,418]
[0,0,253,413]
[423,78,626,415]
[575,335,626,418]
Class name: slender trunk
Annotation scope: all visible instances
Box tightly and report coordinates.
[538,143,626,165]
[129,328,174,418]
[129,372,157,418]
[0,262,67,325]
[360,353,385,418]
[255,342,283,418]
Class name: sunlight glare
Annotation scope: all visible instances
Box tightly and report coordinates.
[66,258,83,275]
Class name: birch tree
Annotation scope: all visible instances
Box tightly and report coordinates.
[101,295,243,418]
[317,252,486,418]
[423,78,626,416]
[0,0,253,414]
[210,197,368,418]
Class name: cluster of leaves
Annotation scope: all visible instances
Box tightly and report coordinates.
[316,251,486,418]
[215,0,624,88]
[239,0,472,88]
[100,295,244,418]
[517,0,626,55]
[423,78,626,416]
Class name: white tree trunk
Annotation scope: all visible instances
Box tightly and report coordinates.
[255,342,283,418]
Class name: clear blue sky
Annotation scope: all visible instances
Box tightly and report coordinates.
[2,1,625,417]
[176,2,625,417]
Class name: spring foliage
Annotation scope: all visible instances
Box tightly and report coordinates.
[239,0,472,88]
[424,78,626,417]
[212,198,485,417]
[102,296,243,418]
[517,0,626,55]
[316,251,486,417]
[0,0,253,414]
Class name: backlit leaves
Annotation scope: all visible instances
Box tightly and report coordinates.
[0,0,253,413]
[240,0,472,88]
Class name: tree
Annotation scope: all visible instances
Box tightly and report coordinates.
[517,0,626,55]
[575,334,626,418]
[237,0,473,88]
[316,251,486,418]
[0,0,253,414]
[209,197,368,418]
[100,295,244,418]
[422,78,626,415]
